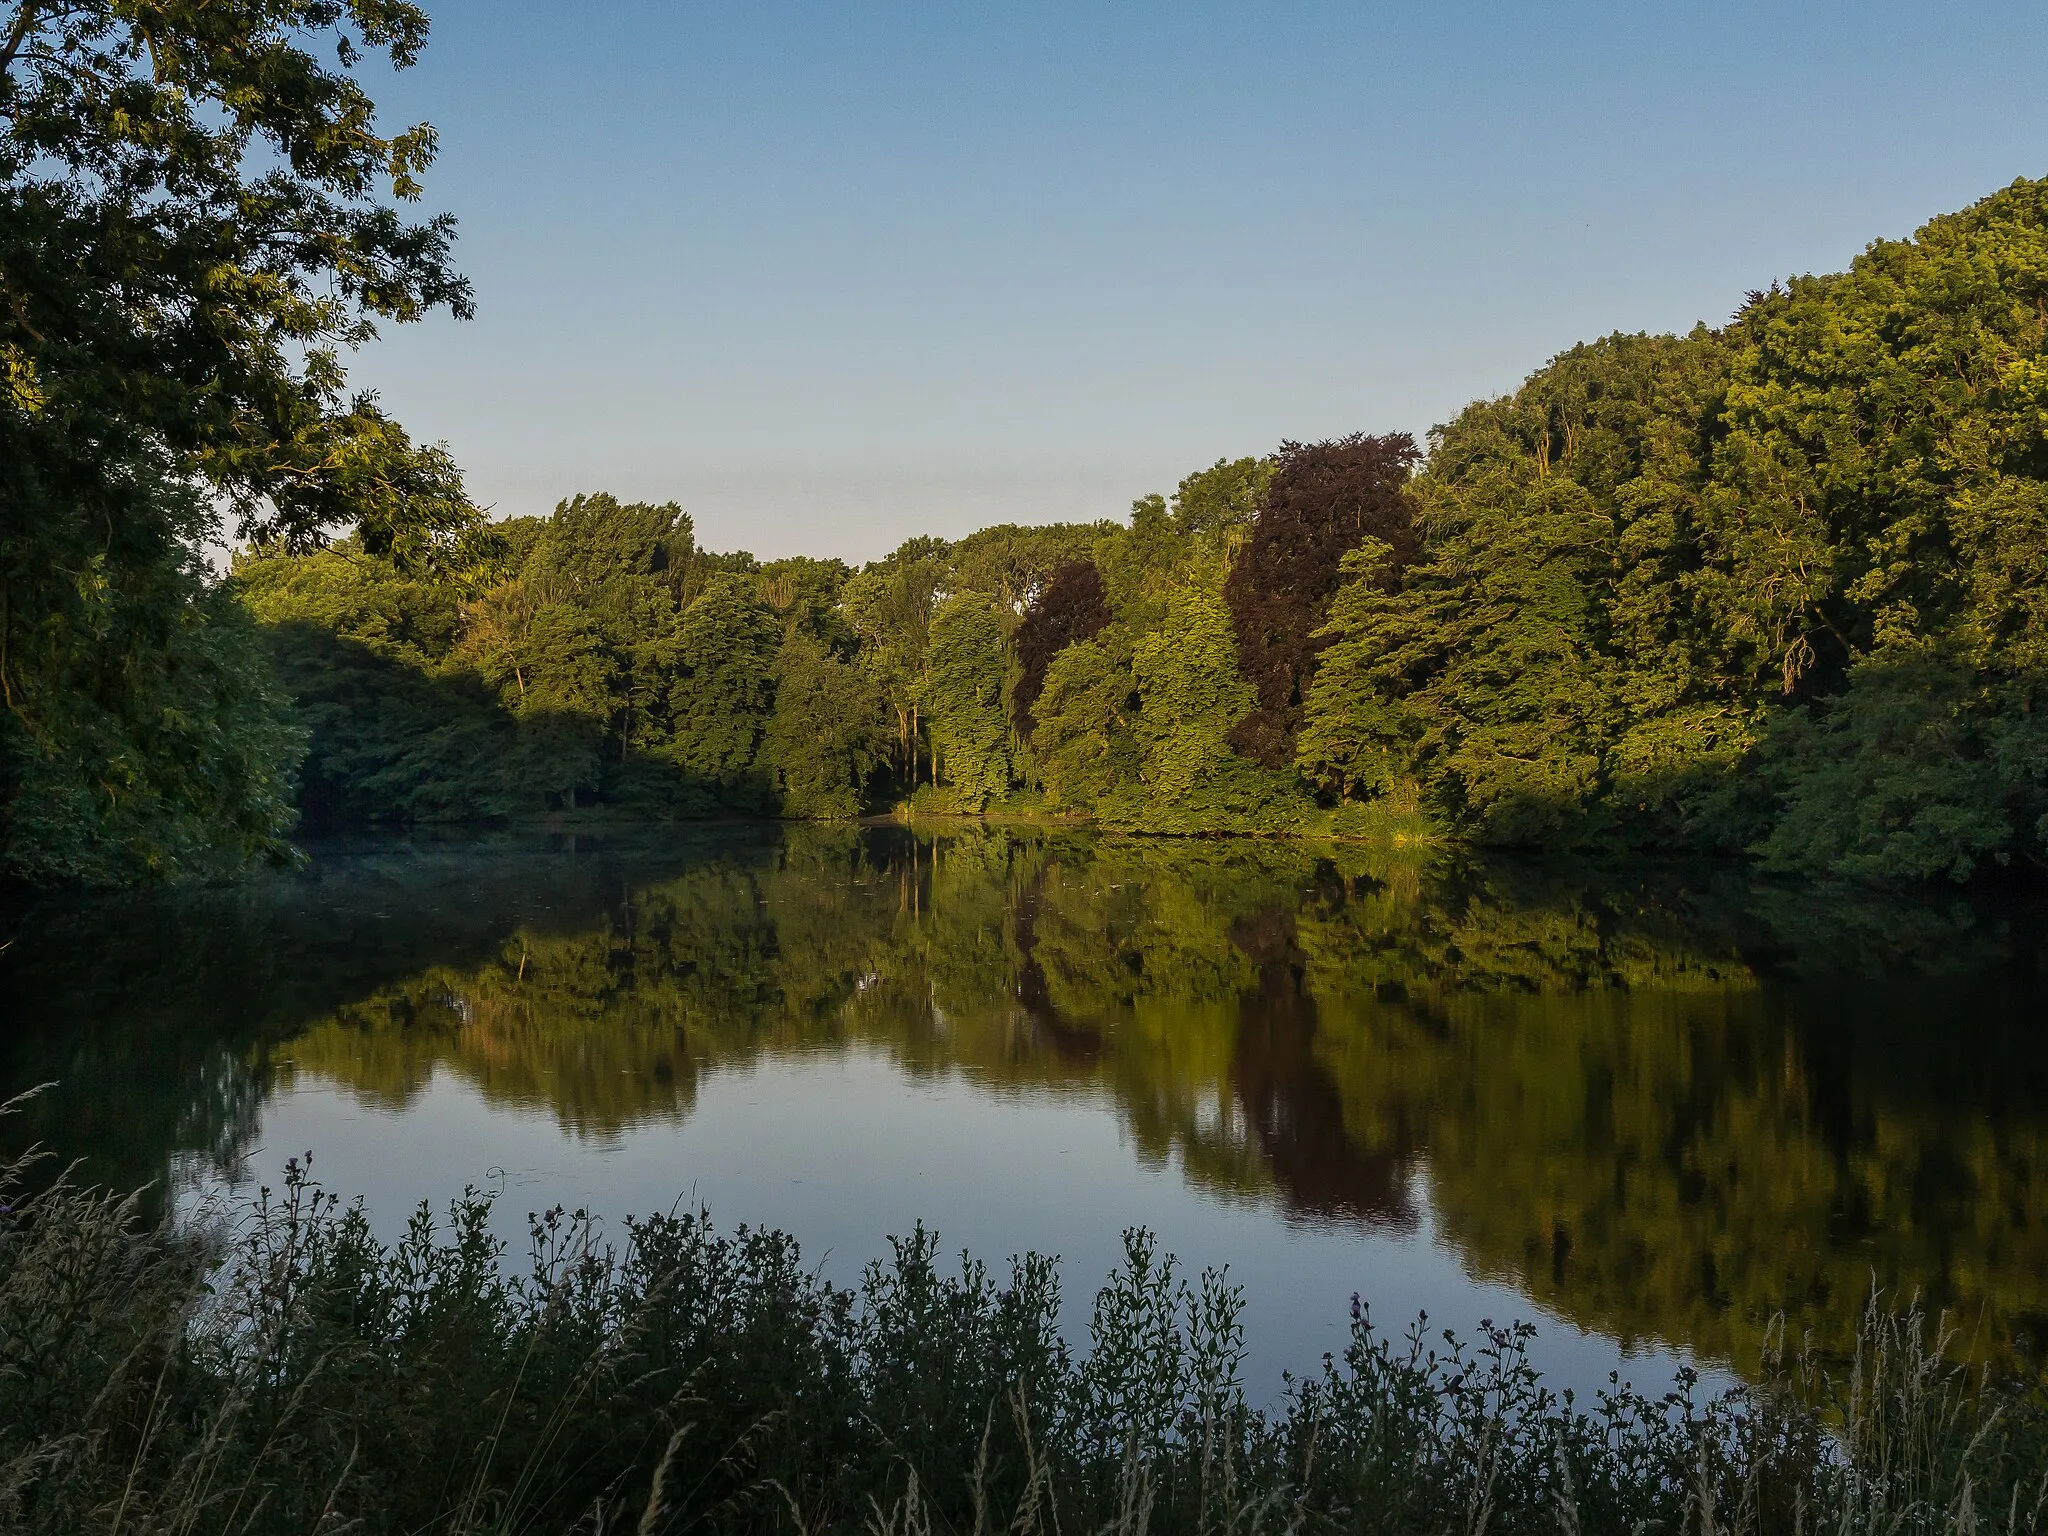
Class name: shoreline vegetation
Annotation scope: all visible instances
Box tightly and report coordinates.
[3,1138,2044,1536]
[366,800,1447,850]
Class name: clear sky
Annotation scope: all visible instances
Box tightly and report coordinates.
[352,0,2048,564]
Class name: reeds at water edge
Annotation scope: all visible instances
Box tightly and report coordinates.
[2,1111,2044,1534]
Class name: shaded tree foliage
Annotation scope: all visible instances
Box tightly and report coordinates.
[5,542,304,885]
[241,493,894,825]
[664,575,779,808]
[763,631,891,818]
[1,0,480,883]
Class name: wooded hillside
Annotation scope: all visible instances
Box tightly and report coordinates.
[12,160,2048,885]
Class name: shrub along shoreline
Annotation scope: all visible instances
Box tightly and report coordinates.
[4,1139,2043,1535]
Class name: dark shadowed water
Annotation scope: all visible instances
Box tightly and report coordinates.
[5,825,2045,1398]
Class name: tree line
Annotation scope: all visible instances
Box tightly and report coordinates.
[239,165,2048,887]
[236,506,1132,828]
[6,8,2048,885]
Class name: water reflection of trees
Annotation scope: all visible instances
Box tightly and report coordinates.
[6,826,2046,1372]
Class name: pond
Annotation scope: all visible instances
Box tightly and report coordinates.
[5,825,2045,1400]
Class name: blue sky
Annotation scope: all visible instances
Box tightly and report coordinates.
[353,1,2048,562]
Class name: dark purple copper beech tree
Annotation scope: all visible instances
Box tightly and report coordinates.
[1223,433,1420,767]
[1011,560,1112,738]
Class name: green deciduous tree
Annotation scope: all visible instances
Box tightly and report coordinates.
[6,533,303,883]
[1118,583,1298,832]
[1033,633,1140,811]
[1300,476,1625,845]
[922,596,1011,811]
[843,536,952,787]
[1170,456,1274,571]
[764,630,891,818]
[665,573,779,807]
[0,0,478,559]
[1,0,482,882]
[1309,178,2048,876]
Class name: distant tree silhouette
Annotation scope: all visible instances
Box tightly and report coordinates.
[1223,433,1419,767]
[1011,560,1113,737]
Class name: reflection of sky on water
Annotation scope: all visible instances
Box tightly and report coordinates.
[188,1047,1716,1405]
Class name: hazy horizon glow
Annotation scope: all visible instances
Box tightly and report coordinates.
[349,0,2048,563]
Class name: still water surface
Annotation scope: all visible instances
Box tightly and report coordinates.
[6,826,2045,1397]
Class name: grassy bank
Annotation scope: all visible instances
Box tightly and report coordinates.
[2,1141,2043,1535]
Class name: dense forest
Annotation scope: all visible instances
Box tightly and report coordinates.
[232,171,2048,883]
[5,9,2048,886]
